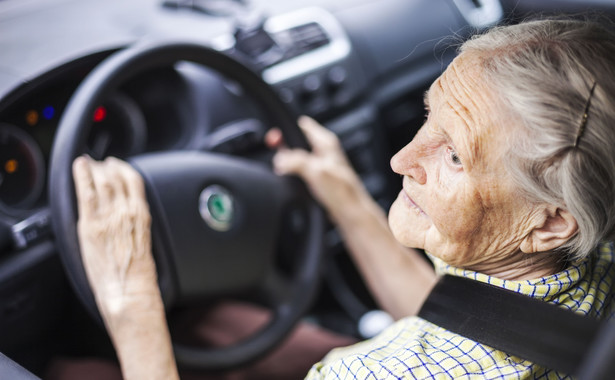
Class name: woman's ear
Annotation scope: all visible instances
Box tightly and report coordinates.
[520,207,578,254]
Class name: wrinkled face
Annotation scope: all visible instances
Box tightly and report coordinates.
[388,53,539,269]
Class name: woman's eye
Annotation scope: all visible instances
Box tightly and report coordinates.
[447,147,462,166]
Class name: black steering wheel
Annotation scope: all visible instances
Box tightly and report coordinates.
[49,41,325,370]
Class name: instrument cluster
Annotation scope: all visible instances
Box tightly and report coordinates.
[0,78,147,215]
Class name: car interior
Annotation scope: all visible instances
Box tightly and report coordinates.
[1,0,615,378]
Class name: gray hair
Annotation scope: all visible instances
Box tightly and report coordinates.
[460,19,615,261]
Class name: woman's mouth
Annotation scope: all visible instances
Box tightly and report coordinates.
[400,190,426,216]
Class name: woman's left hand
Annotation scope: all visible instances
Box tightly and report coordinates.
[267,118,437,318]
[267,116,369,225]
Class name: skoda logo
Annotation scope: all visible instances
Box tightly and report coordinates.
[199,185,234,232]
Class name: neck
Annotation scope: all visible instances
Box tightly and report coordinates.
[466,250,565,281]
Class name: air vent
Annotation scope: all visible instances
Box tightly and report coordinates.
[288,22,330,53]
[261,7,352,84]
[451,0,503,28]
[270,22,330,63]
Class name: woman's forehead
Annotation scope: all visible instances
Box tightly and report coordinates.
[428,53,510,170]
[430,53,488,115]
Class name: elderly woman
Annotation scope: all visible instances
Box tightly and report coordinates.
[67,18,615,379]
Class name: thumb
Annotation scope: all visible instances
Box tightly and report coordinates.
[264,128,284,149]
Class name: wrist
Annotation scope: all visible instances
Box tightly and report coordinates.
[98,290,166,326]
[329,185,384,230]
[105,297,179,380]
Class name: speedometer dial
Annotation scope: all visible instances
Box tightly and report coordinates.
[0,123,45,210]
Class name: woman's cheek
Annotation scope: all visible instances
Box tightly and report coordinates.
[430,184,484,244]
[436,157,464,189]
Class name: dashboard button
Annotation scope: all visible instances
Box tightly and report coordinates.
[327,66,347,87]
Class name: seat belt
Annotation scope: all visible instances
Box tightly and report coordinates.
[417,275,602,375]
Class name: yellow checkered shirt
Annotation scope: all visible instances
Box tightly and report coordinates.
[306,242,615,379]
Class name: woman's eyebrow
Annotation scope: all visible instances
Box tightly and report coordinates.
[423,90,430,109]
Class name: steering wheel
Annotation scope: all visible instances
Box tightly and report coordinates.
[48,41,325,370]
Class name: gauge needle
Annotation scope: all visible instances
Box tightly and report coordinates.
[91,131,112,159]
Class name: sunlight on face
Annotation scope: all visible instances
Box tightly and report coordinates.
[388,53,538,269]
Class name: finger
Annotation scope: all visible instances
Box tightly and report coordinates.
[297,116,339,152]
[90,159,115,208]
[72,155,98,218]
[106,159,152,263]
[272,148,312,177]
[264,128,285,149]
[110,157,147,202]
[103,157,130,202]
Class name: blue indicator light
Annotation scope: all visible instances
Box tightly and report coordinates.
[42,106,55,120]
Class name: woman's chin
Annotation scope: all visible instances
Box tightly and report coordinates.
[388,197,428,249]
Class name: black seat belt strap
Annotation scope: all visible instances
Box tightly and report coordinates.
[418,275,601,374]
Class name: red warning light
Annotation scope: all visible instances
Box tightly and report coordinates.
[93,106,107,122]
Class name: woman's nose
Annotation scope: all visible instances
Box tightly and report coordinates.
[390,140,427,185]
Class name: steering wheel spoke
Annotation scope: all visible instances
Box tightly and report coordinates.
[200,118,265,154]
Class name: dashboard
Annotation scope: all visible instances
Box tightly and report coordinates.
[0,61,194,213]
[1,0,614,375]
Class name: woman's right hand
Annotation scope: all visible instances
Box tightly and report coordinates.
[72,156,159,319]
[267,116,370,224]
[73,156,179,380]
